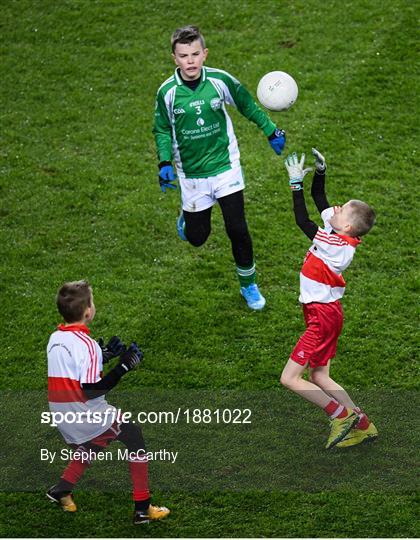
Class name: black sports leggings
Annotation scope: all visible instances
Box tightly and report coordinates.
[116,421,146,452]
[183,190,253,268]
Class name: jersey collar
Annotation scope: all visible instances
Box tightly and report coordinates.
[336,233,361,247]
[57,323,90,334]
[174,67,206,85]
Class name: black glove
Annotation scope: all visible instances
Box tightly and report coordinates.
[98,336,126,364]
[118,342,143,373]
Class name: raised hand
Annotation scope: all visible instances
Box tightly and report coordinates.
[284,152,313,191]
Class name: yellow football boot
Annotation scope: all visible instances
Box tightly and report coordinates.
[133,504,170,524]
[325,408,360,449]
[336,422,378,448]
[46,486,77,512]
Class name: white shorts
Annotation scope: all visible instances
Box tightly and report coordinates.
[179,166,245,212]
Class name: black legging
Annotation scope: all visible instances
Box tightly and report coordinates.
[116,422,146,452]
[183,190,253,268]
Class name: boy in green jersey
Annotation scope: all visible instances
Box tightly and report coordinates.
[153,25,286,310]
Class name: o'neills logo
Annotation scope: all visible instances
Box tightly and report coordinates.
[210,98,222,110]
[174,108,185,114]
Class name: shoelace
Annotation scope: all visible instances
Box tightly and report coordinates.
[246,284,260,300]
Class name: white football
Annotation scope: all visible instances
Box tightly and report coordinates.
[257,71,298,111]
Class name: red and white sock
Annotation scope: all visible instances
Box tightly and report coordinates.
[61,445,92,485]
[129,454,150,503]
[353,407,370,430]
[324,400,348,419]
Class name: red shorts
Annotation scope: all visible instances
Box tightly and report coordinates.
[70,421,121,451]
[89,421,121,447]
[290,301,343,368]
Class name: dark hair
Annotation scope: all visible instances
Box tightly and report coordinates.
[171,25,206,53]
[348,200,376,236]
[56,280,92,323]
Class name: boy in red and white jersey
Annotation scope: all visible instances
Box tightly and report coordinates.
[46,280,169,524]
[280,150,378,449]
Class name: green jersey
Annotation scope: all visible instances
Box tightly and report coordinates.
[153,66,276,179]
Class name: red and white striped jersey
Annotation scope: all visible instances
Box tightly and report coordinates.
[299,207,361,304]
[47,323,117,444]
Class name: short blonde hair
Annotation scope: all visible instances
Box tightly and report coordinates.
[348,200,376,236]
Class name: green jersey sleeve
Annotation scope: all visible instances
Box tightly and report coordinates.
[221,72,276,137]
[153,89,173,163]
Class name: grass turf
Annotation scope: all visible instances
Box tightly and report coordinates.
[1,0,419,537]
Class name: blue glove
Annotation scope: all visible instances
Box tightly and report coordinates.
[158,163,177,193]
[268,128,286,155]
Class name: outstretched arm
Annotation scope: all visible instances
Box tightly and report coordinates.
[292,190,318,240]
[284,153,318,240]
[220,72,286,154]
[310,148,330,214]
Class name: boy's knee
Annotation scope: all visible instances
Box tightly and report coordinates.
[225,219,248,242]
[309,371,328,387]
[187,234,209,247]
[186,226,211,247]
[308,372,316,384]
[118,421,146,452]
[280,372,294,389]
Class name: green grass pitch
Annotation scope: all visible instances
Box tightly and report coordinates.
[1,0,419,537]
